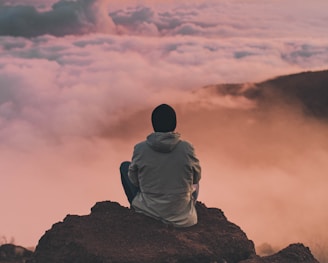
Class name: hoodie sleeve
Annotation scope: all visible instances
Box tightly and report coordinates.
[128,145,140,187]
[188,143,201,184]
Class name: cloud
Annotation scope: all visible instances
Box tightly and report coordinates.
[107,1,328,39]
[2,0,328,39]
[0,32,328,149]
[0,0,115,37]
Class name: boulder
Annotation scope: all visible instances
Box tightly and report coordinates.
[0,243,33,263]
[29,201,320,263]
[31,201,255,263]
[240,243,319,263]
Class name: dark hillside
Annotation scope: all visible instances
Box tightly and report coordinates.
[256,70,328,118]
[204,69,328,119]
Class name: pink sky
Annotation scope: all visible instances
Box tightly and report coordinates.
[1,0,328,259]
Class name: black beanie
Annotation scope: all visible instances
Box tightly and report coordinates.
[151,104,177,132]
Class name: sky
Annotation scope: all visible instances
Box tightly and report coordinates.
[1,0,328,259]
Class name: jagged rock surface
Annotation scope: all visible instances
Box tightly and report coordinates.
[31,201,255,263]
[28,201,320,263]
[240,243,320,263]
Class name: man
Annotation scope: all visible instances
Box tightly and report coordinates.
[120,104,201,227]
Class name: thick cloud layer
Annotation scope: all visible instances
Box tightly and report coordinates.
[1,1,328,261]
[2,0,328,38]
[0,0,115,37]
[1,33,327,148]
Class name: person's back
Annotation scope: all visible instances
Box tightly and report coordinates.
[120,104,201,227]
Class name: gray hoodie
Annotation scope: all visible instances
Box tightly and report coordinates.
[128,132,201,227]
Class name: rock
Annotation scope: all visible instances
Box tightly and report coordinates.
[240,243,320,263]
[28,201,320,263]
[0,243,33,263]
[31,201,256,263]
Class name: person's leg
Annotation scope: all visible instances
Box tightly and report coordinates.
[120,161,139,204]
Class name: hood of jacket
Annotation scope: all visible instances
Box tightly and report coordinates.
[146,132,181,153]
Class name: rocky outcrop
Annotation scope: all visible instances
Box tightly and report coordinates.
[28,201,320,263]
[240,243,320,263]
[31,201,255,263]
[0,243,33,263]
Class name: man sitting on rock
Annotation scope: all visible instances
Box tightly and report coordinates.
[120,103,201,227]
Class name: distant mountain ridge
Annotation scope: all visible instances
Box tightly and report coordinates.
[206,69,328,119]
[257,70,328,118]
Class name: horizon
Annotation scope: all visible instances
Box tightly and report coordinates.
[1,0,328,261]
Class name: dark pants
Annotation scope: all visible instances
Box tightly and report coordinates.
[120,161,199,205]
[120,161,139,204]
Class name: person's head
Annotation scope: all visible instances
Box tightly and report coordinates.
[151,104,176,132]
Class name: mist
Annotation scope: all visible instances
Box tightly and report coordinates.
[2,90,328,260]
[176,102,328,249]
[1,0,328,261]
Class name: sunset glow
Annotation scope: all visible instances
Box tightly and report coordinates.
[1,0,328,260]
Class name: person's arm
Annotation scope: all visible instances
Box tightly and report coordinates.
[128,146,140,187]
[188,144,201,184]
